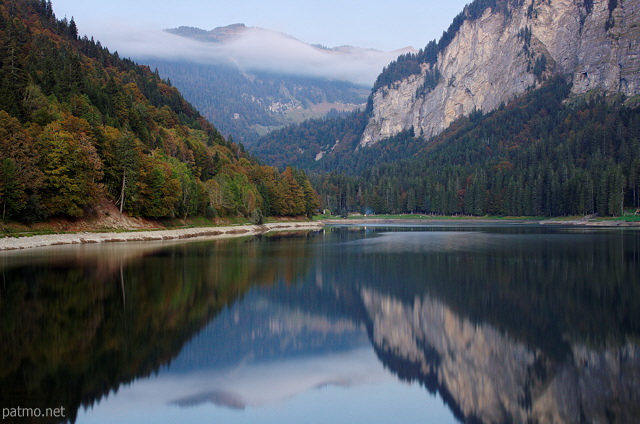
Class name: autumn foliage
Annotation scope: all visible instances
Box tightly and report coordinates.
[0,0,319,223]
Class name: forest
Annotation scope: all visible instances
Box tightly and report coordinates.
[311,78,640,217]
[0,0,319,224]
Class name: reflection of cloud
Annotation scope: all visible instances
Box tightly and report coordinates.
[171,390,246,410]
[91,22,412,85]
[166,347,391,409]
[80,347,394,419]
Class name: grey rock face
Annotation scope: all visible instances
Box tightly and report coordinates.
[361,0,640,147]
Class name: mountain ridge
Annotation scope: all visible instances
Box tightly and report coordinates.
[166,23,416,55]
[166,23,249,43]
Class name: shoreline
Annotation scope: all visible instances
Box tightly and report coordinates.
[322,217,640,227]
[0,222,324,251]
[2,216,638,251]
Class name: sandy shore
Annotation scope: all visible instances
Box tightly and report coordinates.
[0,222,325,251]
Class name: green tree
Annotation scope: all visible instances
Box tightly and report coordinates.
[37,122,104,217]
[110,130,140,215]
[293,168,320,217]
[1,158,19,219]
[0,111,43,220]
[0,18,30,119]
[138,155,181,218]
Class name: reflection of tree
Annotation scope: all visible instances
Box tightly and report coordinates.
[0,233,315,423]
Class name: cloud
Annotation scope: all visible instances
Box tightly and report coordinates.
[90,22,413,86]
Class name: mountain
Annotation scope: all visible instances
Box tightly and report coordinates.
[0,0,319,225]
[144,58,370,145]
[361,0,640,146]
[258,0,640,163]
[133,24,414,145]
[251,0,640,217]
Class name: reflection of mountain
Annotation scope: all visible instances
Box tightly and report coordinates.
[166,288,369,372]
[86,346,392,415]
[360,288,640,424]
[312,227,640,423]
[166,347,389,410]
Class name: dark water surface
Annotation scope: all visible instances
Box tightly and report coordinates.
[1,224,639,423]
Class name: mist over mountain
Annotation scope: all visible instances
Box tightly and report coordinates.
[162,24,414,85]
[123,23,414,144]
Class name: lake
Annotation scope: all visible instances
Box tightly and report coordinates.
[1,223,639,423]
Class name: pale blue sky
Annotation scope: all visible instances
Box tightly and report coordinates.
[51,0,470,52]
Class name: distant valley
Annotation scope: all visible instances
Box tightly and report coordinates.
[144,58,369,145]
[137,24,413,144]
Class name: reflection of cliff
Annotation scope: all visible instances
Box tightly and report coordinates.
[361,288,640,424]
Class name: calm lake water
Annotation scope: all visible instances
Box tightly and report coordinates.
[1,224,640,424]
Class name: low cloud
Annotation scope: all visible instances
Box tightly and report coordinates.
[90,22,413,86]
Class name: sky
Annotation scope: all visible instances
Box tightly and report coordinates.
[50,0,471,85]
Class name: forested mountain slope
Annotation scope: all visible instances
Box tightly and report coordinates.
[251,0,640,217]
[314,78,640,217]
[0,0,319,224]
[254,0,640,170]
[135,23,413,145]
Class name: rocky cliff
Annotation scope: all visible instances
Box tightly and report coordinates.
[361,0,640,146]
[361,288,640,423]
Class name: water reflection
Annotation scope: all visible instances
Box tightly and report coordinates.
[362,289,640,424]
[326,225,640,423]
[1,225,639,423]
[107,346,387,411]
[0,235,315,424]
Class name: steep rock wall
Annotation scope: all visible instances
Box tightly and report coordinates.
[361,0,640,146]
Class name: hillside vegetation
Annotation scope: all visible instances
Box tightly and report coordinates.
[0,0,318,225]
[313,79,640,217]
